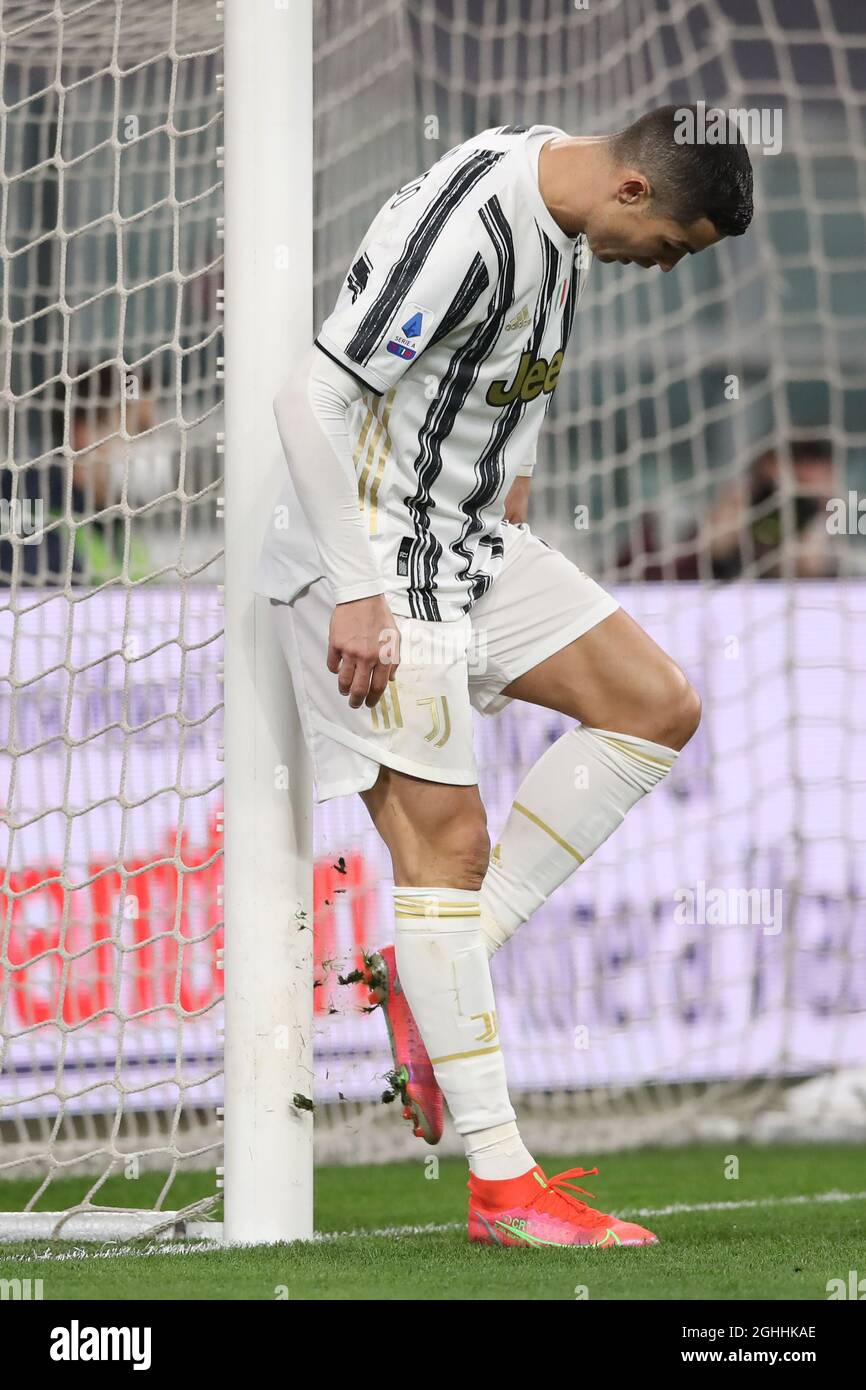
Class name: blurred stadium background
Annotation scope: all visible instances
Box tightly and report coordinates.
[1,0,864,1237]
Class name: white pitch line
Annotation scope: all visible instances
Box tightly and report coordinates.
[315,1220,456,1242]
[319,1187,866,1240]
[624,1189,866,1219]
[0,1242,217,1263]
[2,1189,865,1259]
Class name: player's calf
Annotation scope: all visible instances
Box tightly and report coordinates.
[360,770,533,1174]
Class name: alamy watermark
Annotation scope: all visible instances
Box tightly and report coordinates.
[378,623,488,675]
[674,101,782,156]
[1,1277,44,1300]
[0,498,44,543]
[826,492,865,536]
[50,1321,151,1370]
[674,880,782,935]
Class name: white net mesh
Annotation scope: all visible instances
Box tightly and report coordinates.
[1,0,865,1232]
[1,0,224,1228]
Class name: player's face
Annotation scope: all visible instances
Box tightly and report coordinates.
[587,200,722,272]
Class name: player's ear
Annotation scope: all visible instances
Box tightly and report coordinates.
[617,174,650,206]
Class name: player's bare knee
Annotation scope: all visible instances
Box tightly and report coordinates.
[419,808,489,889]
[383,797,490,890]
[681,682,702,745]
[453,815,492,889]
[435,807,490,888]
[655,671,701,750]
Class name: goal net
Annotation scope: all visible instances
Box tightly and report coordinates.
[1,0,224,1236]
[1,0,864,1237]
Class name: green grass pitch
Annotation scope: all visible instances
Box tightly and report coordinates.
[1,1144,863,1300]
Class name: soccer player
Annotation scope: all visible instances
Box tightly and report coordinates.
[256,105,753,1247]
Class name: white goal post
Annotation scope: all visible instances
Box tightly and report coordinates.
[221,0,314,1246]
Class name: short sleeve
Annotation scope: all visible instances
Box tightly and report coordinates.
[317,203,493,396]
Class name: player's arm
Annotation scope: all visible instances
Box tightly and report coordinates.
[272,348,398,709]
[503,446,536,523]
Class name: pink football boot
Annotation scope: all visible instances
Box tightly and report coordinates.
[364,944,444,1144]
[468,1164,659,1247]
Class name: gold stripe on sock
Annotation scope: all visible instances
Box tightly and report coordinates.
[394,900,480,911]
[395,906,480,920]
[597,734,674,771]
[512,802,585,864]
[430,1043,502,1065]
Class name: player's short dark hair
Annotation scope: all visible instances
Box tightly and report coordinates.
[612,104,754,237]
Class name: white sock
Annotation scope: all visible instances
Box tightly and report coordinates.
[480,725,678,955]
[464,1120,535,1181]
[392,886,532,1177]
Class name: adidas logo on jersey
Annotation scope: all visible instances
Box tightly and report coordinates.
[504,304,531,332]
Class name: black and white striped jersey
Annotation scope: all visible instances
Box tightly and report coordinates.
[260,124,592,621]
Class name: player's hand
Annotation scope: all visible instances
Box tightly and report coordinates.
[504,474,531,524]
[327,594,400,709]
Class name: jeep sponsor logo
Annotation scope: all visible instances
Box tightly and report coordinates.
[486,350,564,406]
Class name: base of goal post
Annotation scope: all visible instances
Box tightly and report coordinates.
[0,1213,224,1243]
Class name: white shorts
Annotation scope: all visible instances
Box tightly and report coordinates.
[273,522,619,802]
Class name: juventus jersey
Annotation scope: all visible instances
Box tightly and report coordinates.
[256,124,592,622]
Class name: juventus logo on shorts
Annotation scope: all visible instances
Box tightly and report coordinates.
[418,694,452,747]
